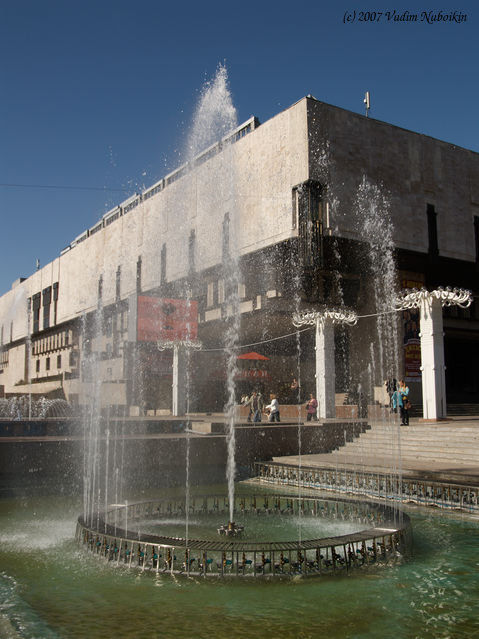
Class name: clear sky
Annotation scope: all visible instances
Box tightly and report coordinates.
[1,0,477,295]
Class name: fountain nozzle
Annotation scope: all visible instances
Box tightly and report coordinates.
[218,521,244,537]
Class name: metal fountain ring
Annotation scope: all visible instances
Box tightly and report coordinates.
[76,492,411,579]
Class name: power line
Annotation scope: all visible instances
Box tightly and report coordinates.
[200,327,313,352]
[199,308,403,353]
[0,182,132,193]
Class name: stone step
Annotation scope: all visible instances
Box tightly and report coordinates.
[353,435,479,445]
[365,424,479,432]
[335,451,479,461]
[334,441,479,458]
[355,432,479,441]
[349,438,479,449]
[332,450,479,463]
[446,404,479,415]
[346,439,479,453]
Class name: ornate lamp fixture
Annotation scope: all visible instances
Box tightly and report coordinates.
[395,286,472,311]
[292,308,358,328]
[157,338,202,352]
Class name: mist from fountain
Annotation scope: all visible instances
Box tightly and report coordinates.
[81,305,106,528]
[355,176,402,514]
[174,64,239,524]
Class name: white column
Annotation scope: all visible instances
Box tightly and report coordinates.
[315,317,336,418]
[419,296,446,420]
[172,346,187,416]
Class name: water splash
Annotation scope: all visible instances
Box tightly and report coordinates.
[186,64,237,160]
[0,397,73,419]
[356,176,399,384]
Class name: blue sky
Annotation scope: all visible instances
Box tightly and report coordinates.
[1,1,477,295]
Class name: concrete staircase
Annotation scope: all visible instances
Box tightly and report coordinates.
[328,419,479,467]
[446,404,479,416]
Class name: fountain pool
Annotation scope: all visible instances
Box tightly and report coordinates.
[75,491,411,578]
[1,487,478,639]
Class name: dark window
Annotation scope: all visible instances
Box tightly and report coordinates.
[42,286,51,330]
[298,180,324,268]
[427,204,439,256]
[116,266,121,301]
[112,314,119,357]
[42,286,52,306]
[188,230,196,273]
[161,245,166,284]
[222,213,230,261]
[36,360,40,373]
[292,188,298,229]
[474,216,479,263]
[136,257,142,293]
[53,282,59,324]
[46,357,50,371]
[104,316,112,338]
[32,293,41,333]
[57,354,61,369]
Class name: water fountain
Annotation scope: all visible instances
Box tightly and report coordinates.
[1,69,479,635]
[75,492,411,577]
[0,396,73,419]
[68,67,417,581]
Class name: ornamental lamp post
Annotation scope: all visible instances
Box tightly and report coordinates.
[157,338,202,416]
[292,309,358,419]
[395,287,472,420]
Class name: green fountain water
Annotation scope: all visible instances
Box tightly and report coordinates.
[1,487,478,639]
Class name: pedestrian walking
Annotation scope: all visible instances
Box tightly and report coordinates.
[247,390,264,422]
[265,393,280,422]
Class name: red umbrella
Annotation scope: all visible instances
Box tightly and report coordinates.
[237,351,269,360]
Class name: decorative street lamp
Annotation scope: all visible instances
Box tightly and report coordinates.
[395,287,472,420]
[293,309,358,418]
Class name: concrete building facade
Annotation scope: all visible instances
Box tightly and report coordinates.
[1,97,478,414]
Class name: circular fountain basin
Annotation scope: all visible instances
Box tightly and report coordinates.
[77,492,412,578]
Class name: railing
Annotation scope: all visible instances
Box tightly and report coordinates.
[254,462,479,513]
[64,116,259,253]
[76,492,411,578]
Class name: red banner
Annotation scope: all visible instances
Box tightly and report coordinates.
[401,278,423,382]
[137,297,198,342]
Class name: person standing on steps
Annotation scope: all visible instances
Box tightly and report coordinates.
[306,393,318,421]
[398,379,410,425]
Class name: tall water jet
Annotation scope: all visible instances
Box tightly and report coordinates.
[355,177,402,510]
[184,64,239,523]
[356,177,399,388]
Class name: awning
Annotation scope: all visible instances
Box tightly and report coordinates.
[237,352,269,361]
